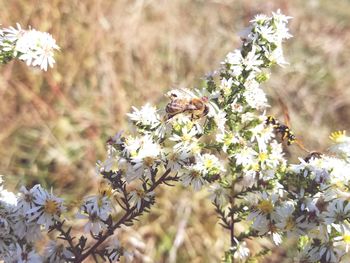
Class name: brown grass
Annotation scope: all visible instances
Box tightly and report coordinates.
[1,0,350,262]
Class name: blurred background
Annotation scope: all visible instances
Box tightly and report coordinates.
[1,0,350,262]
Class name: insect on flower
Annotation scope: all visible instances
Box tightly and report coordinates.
[165,90,209,120]
[265,115,296,145]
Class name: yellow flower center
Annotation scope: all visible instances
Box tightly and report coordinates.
[329,130,347,143]
[252,163,260,171]
[204,159,214,169]
[44,199,59,214]
[344,234,350,243]
[285,216,295,230]
[182,134,192,142]
[257,200,273,214]
[136,189,146,198]
[143,157,155,167]
[99,182,113,197]
[258,152,268,162]
[190,170,201,178]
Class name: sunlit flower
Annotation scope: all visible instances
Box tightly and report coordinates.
[127,103,160,129]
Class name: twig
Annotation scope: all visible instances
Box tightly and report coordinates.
[75,169,172,262]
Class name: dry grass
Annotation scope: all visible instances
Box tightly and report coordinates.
[1,0,350,262]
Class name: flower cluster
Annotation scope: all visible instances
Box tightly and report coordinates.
[0,23,59,70]
[0,180,65,261]
[2,10,350,263]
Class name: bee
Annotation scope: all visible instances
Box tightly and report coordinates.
[266,116,296,145]
[304,151,323,162]
[166,91,209,119]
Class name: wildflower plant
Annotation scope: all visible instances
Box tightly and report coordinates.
[0,24,59,70]
[1,11,350,263]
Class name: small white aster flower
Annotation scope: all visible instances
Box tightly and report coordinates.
[44,241,74,263]
[127,103,160,129]
[233,146,258,167]
[243,80,268,110]
[181,165,207,191]
[5,243,42,263]
[129,188,154,211]
[164,148,191,171]
[0,188,17,207]
[83,195,112,220]
[231,237,250,260]
[223,49,244,77]
[219,77,234,96]
[242,45,263,72]
[76,197,110,235]
[329,130,350,159]
[208,183,228,207]
[26,185,65,230]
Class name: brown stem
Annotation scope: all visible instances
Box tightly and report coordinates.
[55,222,79,259]
[230,196,235,263]
[230,180,235,263]
[76,169,172,262]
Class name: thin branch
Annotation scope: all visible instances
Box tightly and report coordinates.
[75,169,172,262]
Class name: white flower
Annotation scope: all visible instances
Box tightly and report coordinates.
[208,183,228,207]
[319,245,341,263]
[243,80,268,110]
[14,29,59,71]
[241,170,257,188]
[334,224,350,253]
[233,146,258,167]
[224,49,244,77]
[196,153,225,176]
[212,109,226,133]
[17,186,38,212]
[250,14,268,23]
[323,199,350,227]
[76,195,111,235]
[123,136,142,157]
[216,131,240,153]
[230,98,244,113]
[242,46,263,72]
[25,185,65,230]
[130,135,161,180]
[105,238,133,262]
[181,165,207,191]
[272,9,293,23]
[164,148,191,171]
[0,188,17,207]
[5,243,42,263]
[267,140,285,168]
[256,25,275,43]
[170,126,200,154]
[231,238,250,260]
[0,216,10,237]
[275,201,296,232]
[219,77,234,96]
[127,103,160,129]
[129,188,154,211]
[2,23,25,40]
[1,24,59,70]
[83,195,112,220]
[268,45,288,66]
[250,121,274,151]
[328,130,350,159]
[44,241,74,263]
